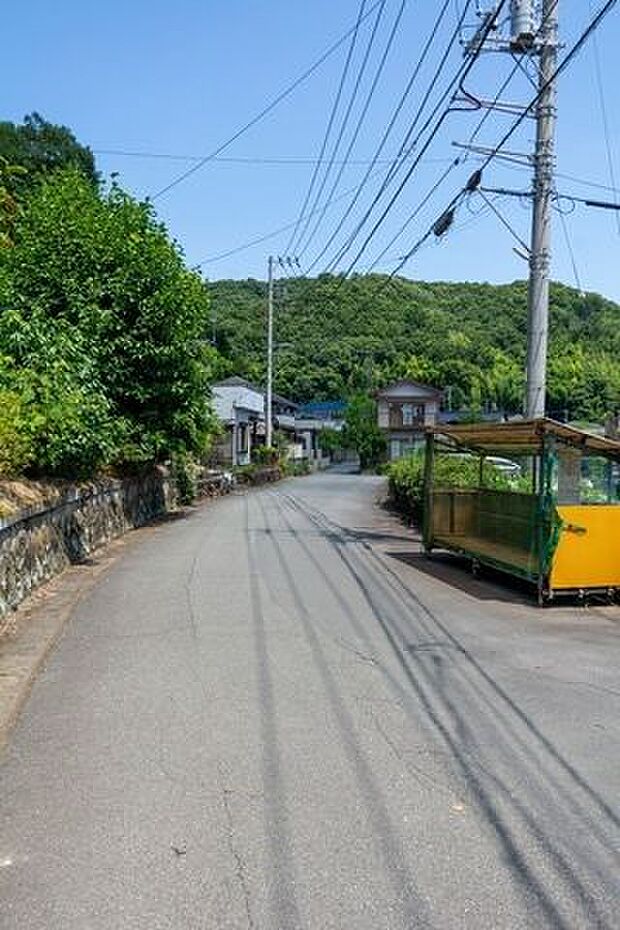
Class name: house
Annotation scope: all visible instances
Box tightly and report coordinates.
[212,377,265,466]
[295,400,346,464]
[272,392,300,439]
[212,377,301,465]
[376,380,442,461]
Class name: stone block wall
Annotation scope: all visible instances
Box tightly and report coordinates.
[0,470,177,620]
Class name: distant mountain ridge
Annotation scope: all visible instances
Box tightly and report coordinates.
[207,274,620,420]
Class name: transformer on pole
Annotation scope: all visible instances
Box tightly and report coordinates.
[510,0,535,50]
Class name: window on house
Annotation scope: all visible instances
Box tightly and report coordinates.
[402,403,414,426]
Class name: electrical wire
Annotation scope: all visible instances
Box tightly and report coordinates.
[389,0,619,278]
[149,0,384,201]
[284,0,371,254]
[363,0,565,276]
[588,1,620,235]
[477,0,618,178]
[95,149,451,167]
[368,49,533,271]
[556,201,584,294]
[196,161,395,265]
[194,156,457,267]
[295,0,408,259]
[321,0,483,276]
[366,158,461,270]
[302,0,454,273]
[289,0,388,255]
[326,0,505,280]
[477,188,530,251]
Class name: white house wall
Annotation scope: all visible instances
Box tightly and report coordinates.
[212,385,265,423]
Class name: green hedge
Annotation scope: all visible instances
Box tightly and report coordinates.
[387,452,518,523]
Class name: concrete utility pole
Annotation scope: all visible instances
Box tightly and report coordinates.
[266,255,274,448]
[525,0,559,418]
[463,1,559,419]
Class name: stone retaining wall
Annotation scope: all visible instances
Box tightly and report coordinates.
[0,470,178,620]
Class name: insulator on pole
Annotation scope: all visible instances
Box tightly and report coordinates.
[433,209,455,238]
[465,169,483,192]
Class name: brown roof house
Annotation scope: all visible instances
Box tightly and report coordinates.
[377,379,443,461]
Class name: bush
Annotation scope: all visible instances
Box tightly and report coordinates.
[0,169,219,479]
[252,444,279,466]
[0,389,34,476]
[387,452,517,523]
[172,451,197,505]
[284,459,311,477]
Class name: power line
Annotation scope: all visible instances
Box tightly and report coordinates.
[366,158,461,270]
[589,1,620,236]
[500,160,620,194]
[302,0,454,273]
[326,0,504,281]
[477,188,530,252]
[149,0,384,201]
[283,0,371,254]
[289,0,388,255]
[296,0,408,259]
[366,46,534,271]
[556,203,584,294]
[196,161,395,265]
[94,148,450,167]
[366,0,563,280]
[321,0,482,276]
[389,0,619,279]
[477,0,618,178]
[194,156,457,267]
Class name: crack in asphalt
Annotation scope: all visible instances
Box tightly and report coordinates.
[218,768,255,930]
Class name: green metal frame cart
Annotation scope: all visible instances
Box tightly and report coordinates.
[423,418,620,605]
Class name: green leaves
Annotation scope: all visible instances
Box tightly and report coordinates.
[387,453,521,523]
[207,275,620,422]
[342,394,386,470]
[0,168,218,477]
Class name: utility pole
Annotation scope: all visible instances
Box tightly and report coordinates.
[266,255,274,448]
[462,1,559,419]
[265,254,301,448]
[525,0,559,418]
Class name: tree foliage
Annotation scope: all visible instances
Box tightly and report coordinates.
[0,113,97,196]
[342,394,385,469]
[387,452,518,523]
[207,274,620,421]
[0,169,217,476]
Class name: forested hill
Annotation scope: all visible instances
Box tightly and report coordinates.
[208,275,620,420]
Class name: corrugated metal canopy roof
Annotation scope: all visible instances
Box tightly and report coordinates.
[431,418,620,457]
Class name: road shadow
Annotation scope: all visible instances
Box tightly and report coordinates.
[386,550,537,607]
[388,550,620,611]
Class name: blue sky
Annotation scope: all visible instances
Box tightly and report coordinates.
[3,1,620,300]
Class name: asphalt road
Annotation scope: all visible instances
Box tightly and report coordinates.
[1,473,619,929]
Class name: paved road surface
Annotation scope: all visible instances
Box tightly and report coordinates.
[1,473,619,929]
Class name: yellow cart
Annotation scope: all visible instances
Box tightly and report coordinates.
[423,419,620,604]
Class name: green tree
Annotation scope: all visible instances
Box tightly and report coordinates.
[342,395,385,469]
[318,427,343,456]
[0,113,97,196]
[0,169,219,476]
[207,274,620,423]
